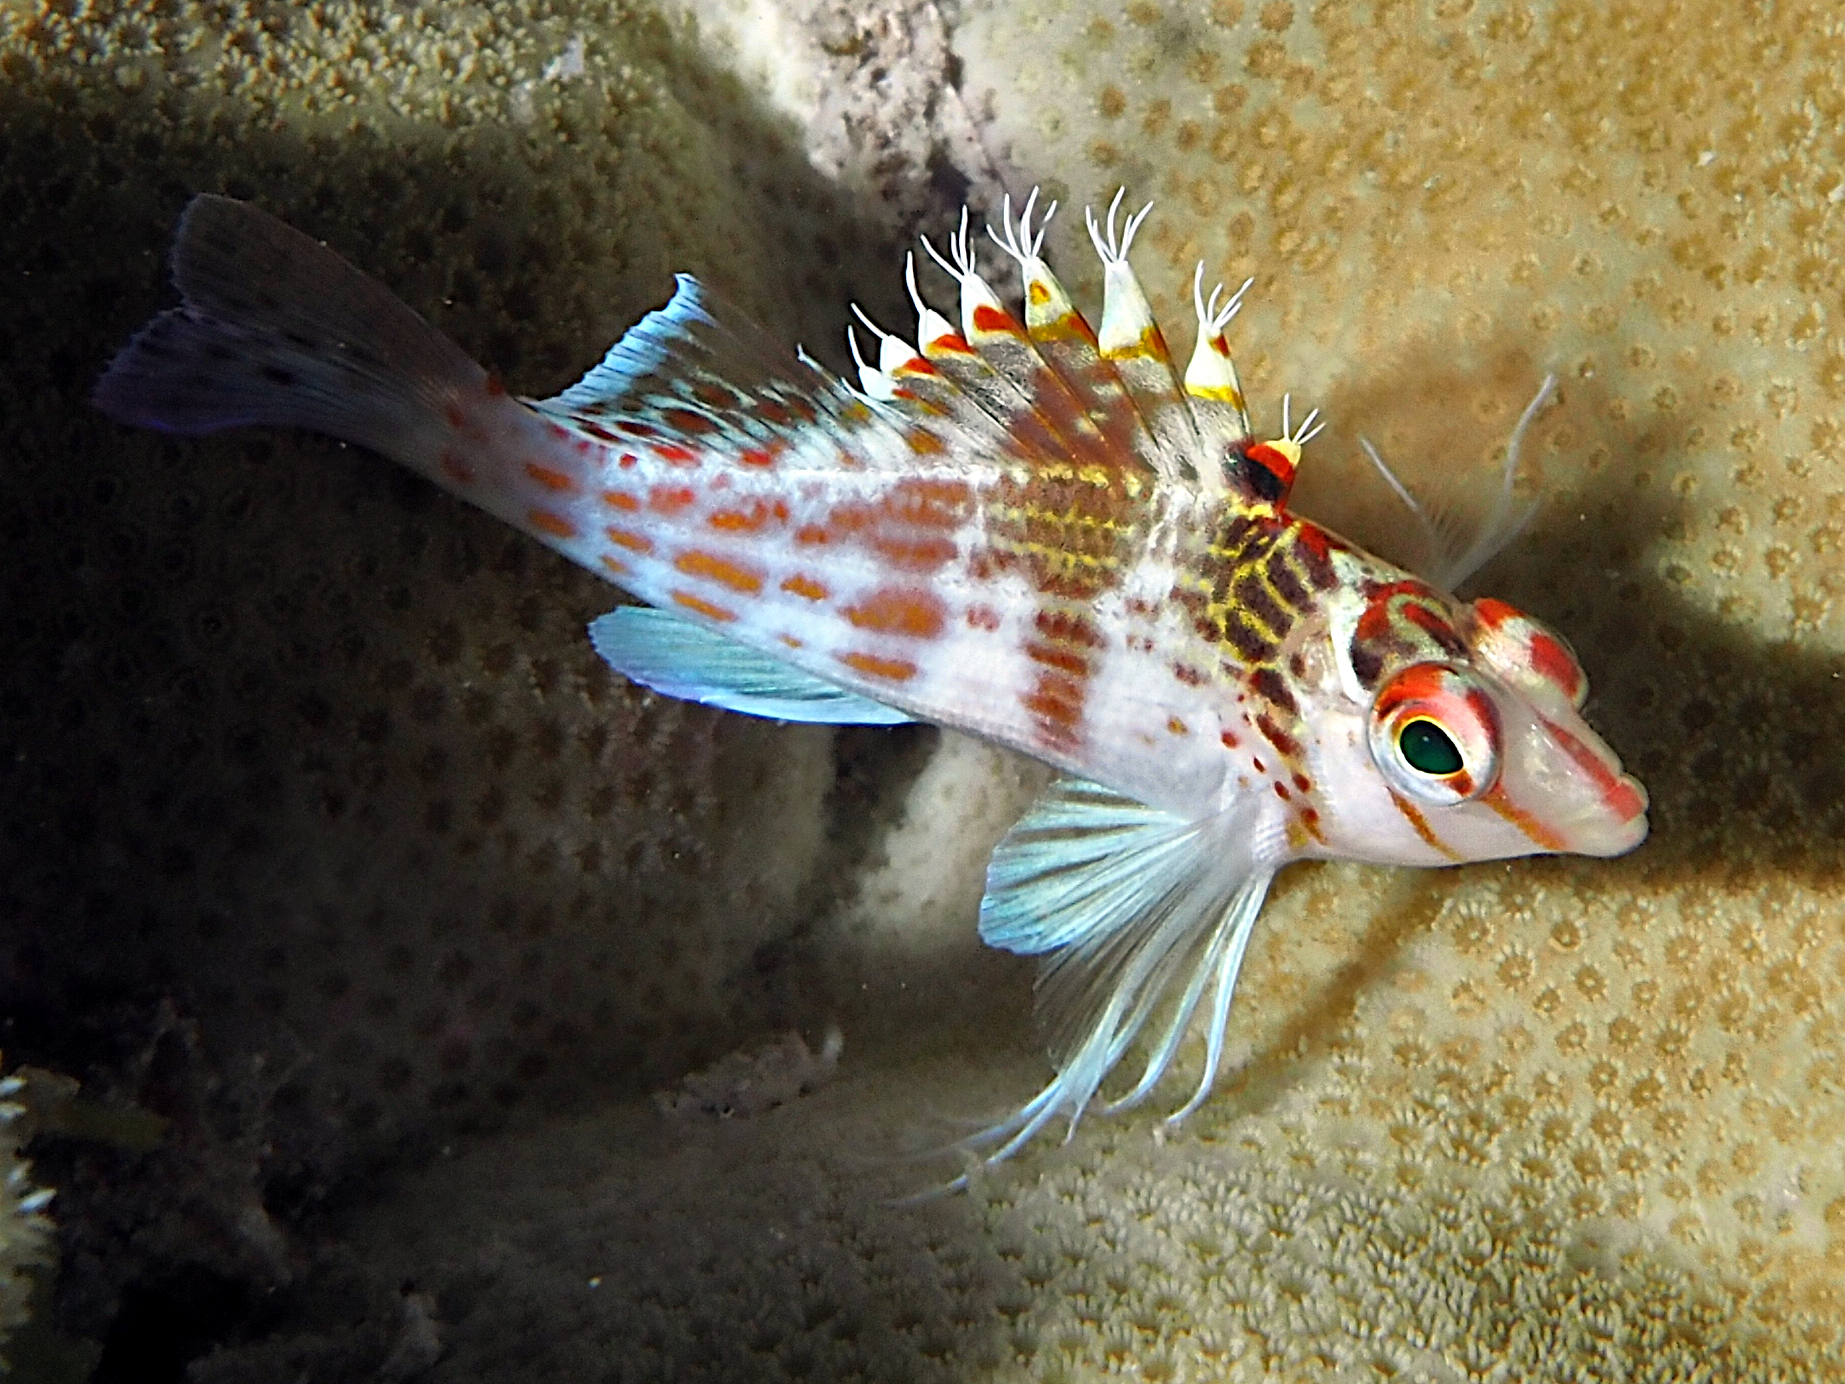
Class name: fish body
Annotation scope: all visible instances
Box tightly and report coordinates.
[95,192,1648,1172]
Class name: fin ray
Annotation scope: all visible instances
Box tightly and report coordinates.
[966,778,1275,1174]
[93,194,482,457]
[1362,374,1556,591]
[588,607,913,725]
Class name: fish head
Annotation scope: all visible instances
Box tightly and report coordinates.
[1305,586,1649,867]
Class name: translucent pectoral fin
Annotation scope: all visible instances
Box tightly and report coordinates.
[588,607,914,725]
[965,778,1275,1175]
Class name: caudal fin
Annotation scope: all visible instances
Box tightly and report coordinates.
[93,195,485,463]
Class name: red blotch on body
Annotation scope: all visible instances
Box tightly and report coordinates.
[675,549,765,594]
[840,651,917,681]
[527,510,578,539]
[874,535,958,571]
[1034,607,1103,647]
[781,574,828,602]
[1473,597,1518,629]
[524,462,577,493]
[440,452,475,485]
[1255,712,1302,760]
[600,555,632,578]
[649,485,697,515]
[605,527,653,554]
[661,408,719,436]
[843,587,946,639]
[1023,671,1085,749]
[601,490,641,512]
[1528,632,1584,699]
[672,591,736,622]
[1025,641,1089,677]
[965,604,1001,632]
[578,420,620,444]
[652,442,701,467]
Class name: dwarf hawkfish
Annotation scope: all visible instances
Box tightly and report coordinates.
[95,190,1648,1179]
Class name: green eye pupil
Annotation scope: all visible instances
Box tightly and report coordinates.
[1399,719,1464,775]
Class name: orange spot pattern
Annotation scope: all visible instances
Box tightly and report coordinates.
[780,574,828,602]
[671,591,736,623]
[605,527,653,554]
[843,587,945,640]
[707,499,790,534]
[840,651,917,682]
[524,462,577,493]
[649,485,697,515]
[674,550,764,595]
[526,510,577,539]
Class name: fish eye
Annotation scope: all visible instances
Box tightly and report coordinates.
[1397,718,1463,776]
[1366,663,1501,807]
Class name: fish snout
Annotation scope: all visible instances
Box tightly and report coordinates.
[1544,714,1649,857]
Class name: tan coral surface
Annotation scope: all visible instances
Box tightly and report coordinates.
[4,0,1845,1378]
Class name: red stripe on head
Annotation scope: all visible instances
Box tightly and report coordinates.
[1528,632,1585,701]
[1539,715,1647,823]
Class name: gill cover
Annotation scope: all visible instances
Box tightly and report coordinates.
[1366,663,1502,806]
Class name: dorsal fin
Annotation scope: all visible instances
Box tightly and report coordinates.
[531,276,906,475]
[919,208,1151,486]
[1086,190,1207,487]
[1181,264,1257,494]
[986,191,1165,482]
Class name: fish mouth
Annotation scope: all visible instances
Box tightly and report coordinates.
[1569,771,1650,857]
[1536,713,1649,852]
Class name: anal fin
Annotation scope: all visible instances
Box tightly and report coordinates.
[588,607,913,725]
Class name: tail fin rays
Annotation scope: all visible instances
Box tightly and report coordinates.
[93,195,483,466]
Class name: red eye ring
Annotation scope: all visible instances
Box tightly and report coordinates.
[1367,663,1502,806]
